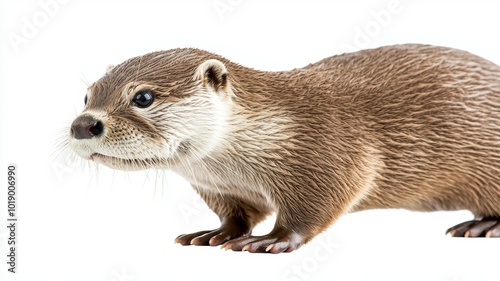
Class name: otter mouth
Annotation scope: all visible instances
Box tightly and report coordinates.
[90,153,164,170]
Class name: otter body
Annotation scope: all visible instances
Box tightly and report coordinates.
[69,44,500,253]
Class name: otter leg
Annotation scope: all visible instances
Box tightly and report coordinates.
[175,189,271,246]
[220,193,341,254]
[446,217,500,237]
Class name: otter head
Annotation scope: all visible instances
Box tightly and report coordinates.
[69,49,234,170]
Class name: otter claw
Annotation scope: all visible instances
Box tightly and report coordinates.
[221,229,305,253]
[447,217,500,237]
[176,217,252,246]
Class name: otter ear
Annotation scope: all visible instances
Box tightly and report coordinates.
[105,65,115,75]
[195,59,229,92]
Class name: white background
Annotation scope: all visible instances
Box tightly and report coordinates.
[1,1,499,280]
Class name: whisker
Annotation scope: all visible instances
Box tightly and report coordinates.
[79,71,90,87]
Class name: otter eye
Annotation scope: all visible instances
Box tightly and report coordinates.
[132,90,154,108]
[84,95,88,105]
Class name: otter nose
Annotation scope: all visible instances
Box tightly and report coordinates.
[70,115,104,139]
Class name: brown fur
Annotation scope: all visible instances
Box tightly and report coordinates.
[70,44,500,252]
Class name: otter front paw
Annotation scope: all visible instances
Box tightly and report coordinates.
[221,228,305,253]
[446,217,500,237]
[175,217,252,246]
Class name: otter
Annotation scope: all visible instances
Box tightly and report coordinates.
[68,44,500,253]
